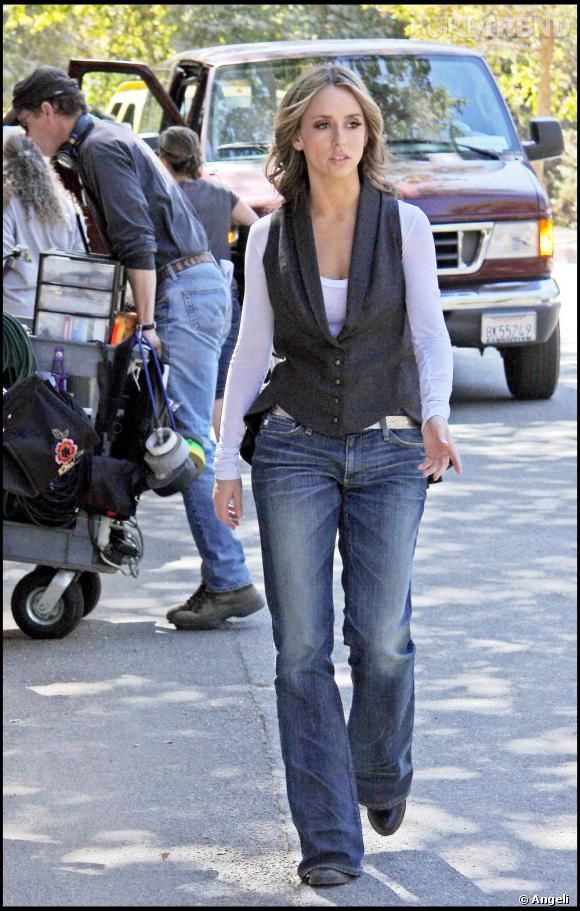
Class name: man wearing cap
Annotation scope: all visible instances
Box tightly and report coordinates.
[5,66,265,629]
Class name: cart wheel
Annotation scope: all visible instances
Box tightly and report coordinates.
[79,572,102,616]
[11,568,84,639]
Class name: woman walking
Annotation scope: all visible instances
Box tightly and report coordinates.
[213,64,462,887]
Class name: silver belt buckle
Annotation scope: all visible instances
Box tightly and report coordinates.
[272,405,293,419]
[362,415,419,431]
[386,414,419,429]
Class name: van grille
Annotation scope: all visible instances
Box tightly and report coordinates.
[432,223,493,275]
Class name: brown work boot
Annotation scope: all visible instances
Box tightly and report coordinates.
[166,583,265,630]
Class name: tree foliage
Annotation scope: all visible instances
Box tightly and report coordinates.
[4,4,575,120]
[386,5,577,122]
[164,4,405,48]
[3,4,177,91]
[3,4,576,223]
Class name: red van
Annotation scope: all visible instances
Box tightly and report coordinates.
[69,39,564,399]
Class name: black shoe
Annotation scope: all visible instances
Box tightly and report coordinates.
[167,583,265,629]
[304,868,355,887]
[367,800,406,836]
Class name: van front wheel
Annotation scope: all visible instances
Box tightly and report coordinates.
[501,322,560,400]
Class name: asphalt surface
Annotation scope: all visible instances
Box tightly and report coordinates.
[3,255,577,907]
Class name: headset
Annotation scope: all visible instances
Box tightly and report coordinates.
[54,112,94,169]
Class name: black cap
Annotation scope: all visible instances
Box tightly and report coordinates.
[5,66,81,124]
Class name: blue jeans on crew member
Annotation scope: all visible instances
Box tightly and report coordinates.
[251,413,427,878]
[155,261,251,592]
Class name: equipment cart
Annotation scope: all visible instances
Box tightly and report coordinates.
[3,336,144,639]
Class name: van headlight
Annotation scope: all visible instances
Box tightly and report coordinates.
[486,220,553,259]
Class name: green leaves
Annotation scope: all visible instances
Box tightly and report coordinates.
[3,4,575,225]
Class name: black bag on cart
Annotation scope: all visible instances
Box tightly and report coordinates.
[93,333,203,497]
[3,374,99,498]
[93,333,164,463]
[82,456,146,519]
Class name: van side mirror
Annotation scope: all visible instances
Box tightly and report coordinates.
[522,117,564,161]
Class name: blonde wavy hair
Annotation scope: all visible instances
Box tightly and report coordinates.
[265,64,397,208]
[3,133,69,224]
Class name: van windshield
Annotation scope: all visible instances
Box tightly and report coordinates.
[208,54,519,162]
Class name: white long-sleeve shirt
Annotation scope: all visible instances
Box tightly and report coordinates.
[3,195,86,321]
[215,198,453,480]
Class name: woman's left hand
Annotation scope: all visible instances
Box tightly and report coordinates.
[213,478,244,528]
[419,416,463,481]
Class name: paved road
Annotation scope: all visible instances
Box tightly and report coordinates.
[3,261,576,907]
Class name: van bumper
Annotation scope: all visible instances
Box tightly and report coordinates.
[441,277,561,347]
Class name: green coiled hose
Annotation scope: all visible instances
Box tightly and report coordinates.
[3,313,39,516]
[3,313,38,389]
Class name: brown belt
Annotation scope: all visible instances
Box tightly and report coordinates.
[157,252,214,283]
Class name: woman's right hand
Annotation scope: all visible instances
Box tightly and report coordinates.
[213,478,243,529]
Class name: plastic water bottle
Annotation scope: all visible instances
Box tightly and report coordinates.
[51,346,68,393]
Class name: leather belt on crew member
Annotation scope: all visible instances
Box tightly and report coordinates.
[157,251,214,283]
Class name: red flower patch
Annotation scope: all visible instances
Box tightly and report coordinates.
[55,438,78,465]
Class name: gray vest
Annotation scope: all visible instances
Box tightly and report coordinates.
[242,182,422,458]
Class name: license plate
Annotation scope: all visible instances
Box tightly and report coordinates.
[481,312,537,345]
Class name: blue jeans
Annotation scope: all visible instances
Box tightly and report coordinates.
[155,261,251,592]
[251,413,428,878]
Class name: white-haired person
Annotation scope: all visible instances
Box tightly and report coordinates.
[3,131,85,324]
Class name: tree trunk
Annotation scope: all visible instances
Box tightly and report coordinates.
[538,31,554,117]
[534,30,555,184]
